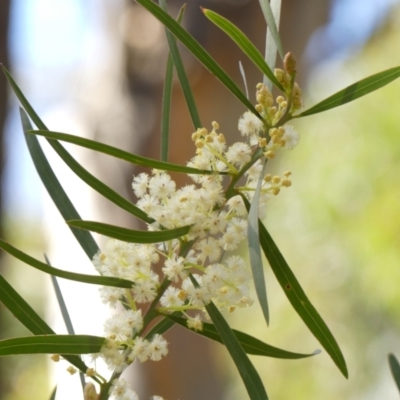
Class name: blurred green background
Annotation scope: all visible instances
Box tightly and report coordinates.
[1,1,400,399]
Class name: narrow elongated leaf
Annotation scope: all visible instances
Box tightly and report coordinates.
[30,130,220,175]
[161,53,174,162]
[297,66,400,117]
[389,353,400,392]
[0,335,105,356]
[202,8,283,91]
[5,67,150,223]
[19,109,99,259]
[205,301,268,400]
[144,316,176,340]
[160,1,202,130]
[258,222,348,378]
[68,220,190,243]
[49,263,86,391]
[0,274,53,334]
[260,0,282,91]
[46,140,152,223]
[0,239,133,288]
[49,387,57,400]
[0,274,96,377]
[259,0,283,59]
[50,273,75,335]
[165,313,319,359]
[134,0,259,115]
[3,67,99,258]
[248,161,269,325]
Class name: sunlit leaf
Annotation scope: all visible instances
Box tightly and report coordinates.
[248,161,269,325]
[202,8,283,92]
[389,353,400,393]
[165,313,319,359]
[68,220,190,243]
[0,239,133,288]
[297,66,400,117]
[134,0,259,115]
[0,335,105,356]
[258,221,348,378]
[259,0,283,91]
[30,130,222,175]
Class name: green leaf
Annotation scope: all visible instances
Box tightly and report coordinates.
[297,66,400,117]
[50,273,75,335]
[49,265,87,391]
[0,273,54,335]
[19,109,99,260]
[2,66,99,259]
[0,335,105,356]
[45,140,152,223]
[259,0,283,92]
[0,239,133,288]
[49,386,57,400]
[389,353,400,393]
[160,1,202,130]
[165,313,319,359]
[259,0,283,59]
[258,222,348,378]
[0,274,96,377]
[68,220,191,243]
[205,300,269,400]
[202,8,283,92]
[161,53,174,162]
[144,316,176,340]
[30,130,222,175]
[135,0,259,115]
[248,162,269,325]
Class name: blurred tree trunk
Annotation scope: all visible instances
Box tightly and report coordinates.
[116,1,331,399]
[0,0,12,397]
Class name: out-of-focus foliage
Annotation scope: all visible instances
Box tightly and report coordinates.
[226,6,400,400]
[1,217,49,400]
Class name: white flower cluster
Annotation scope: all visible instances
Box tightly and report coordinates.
[89,80,302,396]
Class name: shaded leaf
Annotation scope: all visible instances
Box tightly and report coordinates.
[19,109,99,259]
[68,220,190,243]
[160,1,201,130]
[144,316,176,340]
[0,239,133,288]
[0,335,104,356]
[134,0,259,115]
[49,386,57,400]
[0,274,95,377]
[165,313,319,359]
[205,300,269,400]
[161,52,174,162]
[389,353,400,393]
[297,67,400,117]
[202,8,283,91]
[44,140,152,223]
